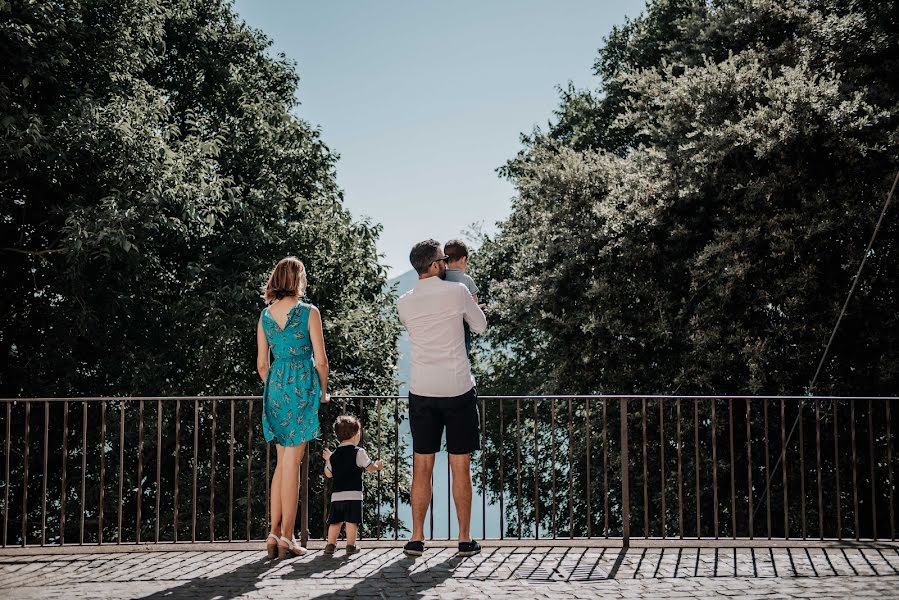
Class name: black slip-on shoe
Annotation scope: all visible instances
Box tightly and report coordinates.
[403,540,425,556]
[457,540,481,557]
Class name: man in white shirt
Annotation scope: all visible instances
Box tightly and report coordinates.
[396,239,487,557]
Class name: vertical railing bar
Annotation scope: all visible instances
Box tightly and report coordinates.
[676,398,683,540]
[780,398,787,540]
[620,398,630,548]
[376,397,382,540]
[799,401,806,540]
[3,402,10,548]
[499,399,504,540]
[550,398,556,539]
[21,401,30,547]
[815,399,823,540]
[641,398,648,538]
[516,398,522,540]
[393,397,399,541]
[136,399,144,544]
[711,399,718,539]
[447,437,451,541]
[211,399,217,543]
[764,399,771,540]
[41,401,48,546]
[481,397,486,539]
[728,399,735,540]
[568,398,573,539]
[155,400,162,544]
[585,398,591,539]
[603,398,609,539]
[428,459,438,540]
[659,398,665,540]
[694,399,700,539]
[834,399,842,540]
[99,401,106,545]
[868,400,878,540]
[300,448,309,548]
[173,399,181,543]
[79,401,87,544]
[534,397,540,539]
[228,399,234,542]
[746,399,753,540]
[192,399,198,543]
[246,399,253,542]
[851,399,859,541]
[117,402,123,544]
[321,414,327,538]
[887,400,895,541]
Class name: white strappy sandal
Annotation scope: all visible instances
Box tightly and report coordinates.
[278,536,307,559]
[265,533,279,559]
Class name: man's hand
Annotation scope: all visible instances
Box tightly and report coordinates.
[322,448,331,461]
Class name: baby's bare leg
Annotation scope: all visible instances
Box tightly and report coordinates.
[345,523,358,545]
[327,522,343,545]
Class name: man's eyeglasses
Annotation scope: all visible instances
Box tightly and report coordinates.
[430,255,449,267]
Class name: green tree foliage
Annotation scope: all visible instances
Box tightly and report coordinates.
[472,0,898,540]
[0,0,403,542]
[473,0,899,397]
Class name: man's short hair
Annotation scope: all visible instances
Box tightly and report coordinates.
[444,239,468,263]
[334,414,361,442]
[410,239,442,275]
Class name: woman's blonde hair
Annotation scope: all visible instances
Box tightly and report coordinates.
[263,256,308,303]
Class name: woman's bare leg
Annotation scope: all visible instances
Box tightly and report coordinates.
[270,445,285,536]
[278,442,306,540]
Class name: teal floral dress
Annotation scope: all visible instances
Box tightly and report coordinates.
[261,302,321,446]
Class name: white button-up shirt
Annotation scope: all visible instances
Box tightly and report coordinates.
[397,276,487,397]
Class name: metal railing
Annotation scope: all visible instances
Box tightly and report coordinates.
[0,395,895,549]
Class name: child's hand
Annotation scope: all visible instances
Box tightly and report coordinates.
[322,448,331,461]
[373,459,385,470]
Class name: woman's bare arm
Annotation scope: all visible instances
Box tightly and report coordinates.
[308,305,330,403]
[256,317,270,382]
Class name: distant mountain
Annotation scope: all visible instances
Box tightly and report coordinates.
[386,269,417,395]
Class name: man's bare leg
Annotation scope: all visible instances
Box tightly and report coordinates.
[449,453,473,542]
[410,452,436,542]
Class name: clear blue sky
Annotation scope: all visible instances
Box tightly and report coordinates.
[233,0,646,277]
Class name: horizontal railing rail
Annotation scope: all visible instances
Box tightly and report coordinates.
[0,395,895,549]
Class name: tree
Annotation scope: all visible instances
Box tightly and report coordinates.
[471,0,898,539]
[0,0,403,543]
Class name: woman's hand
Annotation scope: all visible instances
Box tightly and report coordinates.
[321,391,331,404]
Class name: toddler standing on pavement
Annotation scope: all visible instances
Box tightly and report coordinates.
[322,415,384,556]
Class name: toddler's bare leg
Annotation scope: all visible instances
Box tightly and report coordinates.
[345,523,358,546]
[327,522,342,545]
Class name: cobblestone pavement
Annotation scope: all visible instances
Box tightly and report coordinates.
[2,545,899,599]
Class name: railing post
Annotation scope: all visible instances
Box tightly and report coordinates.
[620,397,630,548]
[300,449,309,548]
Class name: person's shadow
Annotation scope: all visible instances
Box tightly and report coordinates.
[138,550,465,600]
[290,551,465,599]
[137,552,335,600]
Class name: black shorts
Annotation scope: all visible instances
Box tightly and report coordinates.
[409,387,480,455]
[327,500,363,525]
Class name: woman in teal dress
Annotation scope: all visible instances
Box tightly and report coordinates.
[256,256,329,558]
